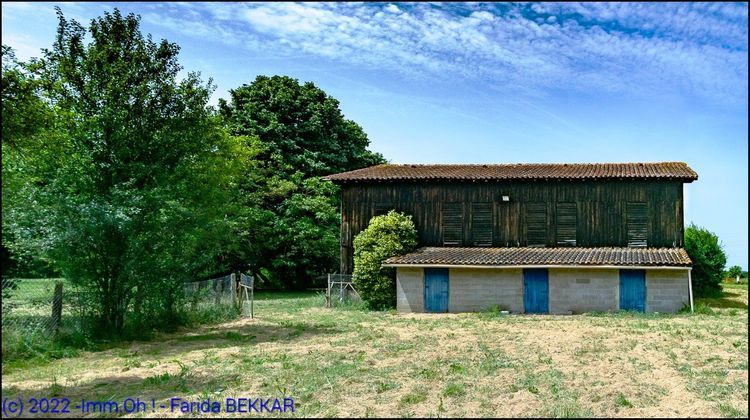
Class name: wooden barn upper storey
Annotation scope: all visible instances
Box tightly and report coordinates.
[324,162,698,273]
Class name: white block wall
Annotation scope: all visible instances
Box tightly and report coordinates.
[646,269,691,313]
[395,266,691,314]
[396,267,424,312]
[548,268,619,314]
[447,268,523,313]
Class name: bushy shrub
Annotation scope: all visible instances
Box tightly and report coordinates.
[684,224,727,297]
[353,211,418,309]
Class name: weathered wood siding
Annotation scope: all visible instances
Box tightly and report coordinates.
[340,180,685,273]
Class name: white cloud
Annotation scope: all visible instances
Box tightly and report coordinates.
[3,2,747,106]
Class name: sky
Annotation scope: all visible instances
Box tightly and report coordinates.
[2,2,748,269]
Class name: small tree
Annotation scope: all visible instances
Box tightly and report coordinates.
[684,224,727,297]
[727,265,743,282]
[353,211,418,309]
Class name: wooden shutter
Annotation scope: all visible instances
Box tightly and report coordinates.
[526,202,547,247]
[626,202,648,247]
[555,203,577,246]
[471,203,493,246]
[442,203,463,246]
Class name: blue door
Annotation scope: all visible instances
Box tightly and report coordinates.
[524,269,549,314]
[620,269,646,312]
[424,268,449,313]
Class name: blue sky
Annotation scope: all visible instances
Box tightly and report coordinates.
[2,2,748,269]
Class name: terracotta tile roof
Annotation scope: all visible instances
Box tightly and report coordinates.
[324,162,698,183]
[383,247,692,267]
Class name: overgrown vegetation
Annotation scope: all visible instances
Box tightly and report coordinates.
[685,224,728,298]
[353,211,418,309]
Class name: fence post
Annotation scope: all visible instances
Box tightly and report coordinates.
[51,281,63,336]
[231,273,237,308]
[326,274,331,308]
[214,277,222,306]
[250,276,254,319]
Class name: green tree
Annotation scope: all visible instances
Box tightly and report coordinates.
[727,265,743,280]
[219,76,385,288]
[1,45,52,148]
[1,45,60,278]
[2,9,243,334]
[353,211,418,309]
[219,75,384,179]
[684,224,727,297]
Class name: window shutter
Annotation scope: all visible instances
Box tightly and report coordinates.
[526,202,547,247]
[471,203,493,246]
[626,202,648,247]
[442,203,463,246]
[555,203,577,246]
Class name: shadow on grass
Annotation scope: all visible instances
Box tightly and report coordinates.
[1,368,248,418]
[696,290,748,310]
[2,318,342,375]
[104,320,342,361]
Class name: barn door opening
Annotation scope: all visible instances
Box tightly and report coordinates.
[620,269,646,312]
[524,268,549,314]
[424,268,449,313]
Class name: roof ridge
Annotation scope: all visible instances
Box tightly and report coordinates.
[324,161,698,183]
[381,161,689,166]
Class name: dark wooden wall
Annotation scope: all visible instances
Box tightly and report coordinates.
[339,180,685,273]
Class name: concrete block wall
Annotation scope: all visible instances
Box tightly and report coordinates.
[448,268,523,313]
[395,266,691,314]
[646,269,690,313]
[549,268,619,314]
[396,267,424,312]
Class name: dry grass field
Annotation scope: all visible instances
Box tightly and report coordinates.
[2,284,747,418]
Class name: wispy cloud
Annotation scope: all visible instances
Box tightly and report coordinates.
[3,2,748,105]
[141,2,747,106]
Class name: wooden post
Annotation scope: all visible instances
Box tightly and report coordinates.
[231,273,237,308]
[326,274,331,308]
[250,275,254,319]
[51,281,63,336]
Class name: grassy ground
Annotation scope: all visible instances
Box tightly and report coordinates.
[1,286,747,418]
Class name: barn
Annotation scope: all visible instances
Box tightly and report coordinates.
[324,162,698,314]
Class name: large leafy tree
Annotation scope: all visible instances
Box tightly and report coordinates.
[2,9,243,334]
[684,224,727,297]
[1,46,59,278]
[220,75,384,179]
[219,76,385,288]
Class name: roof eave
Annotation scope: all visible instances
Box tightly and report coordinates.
[383,263,692,269]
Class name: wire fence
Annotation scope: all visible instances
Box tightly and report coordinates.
[325,274,360,307]
[1,278,83,341]
[1,273,254,349]
[184,273,238,311]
